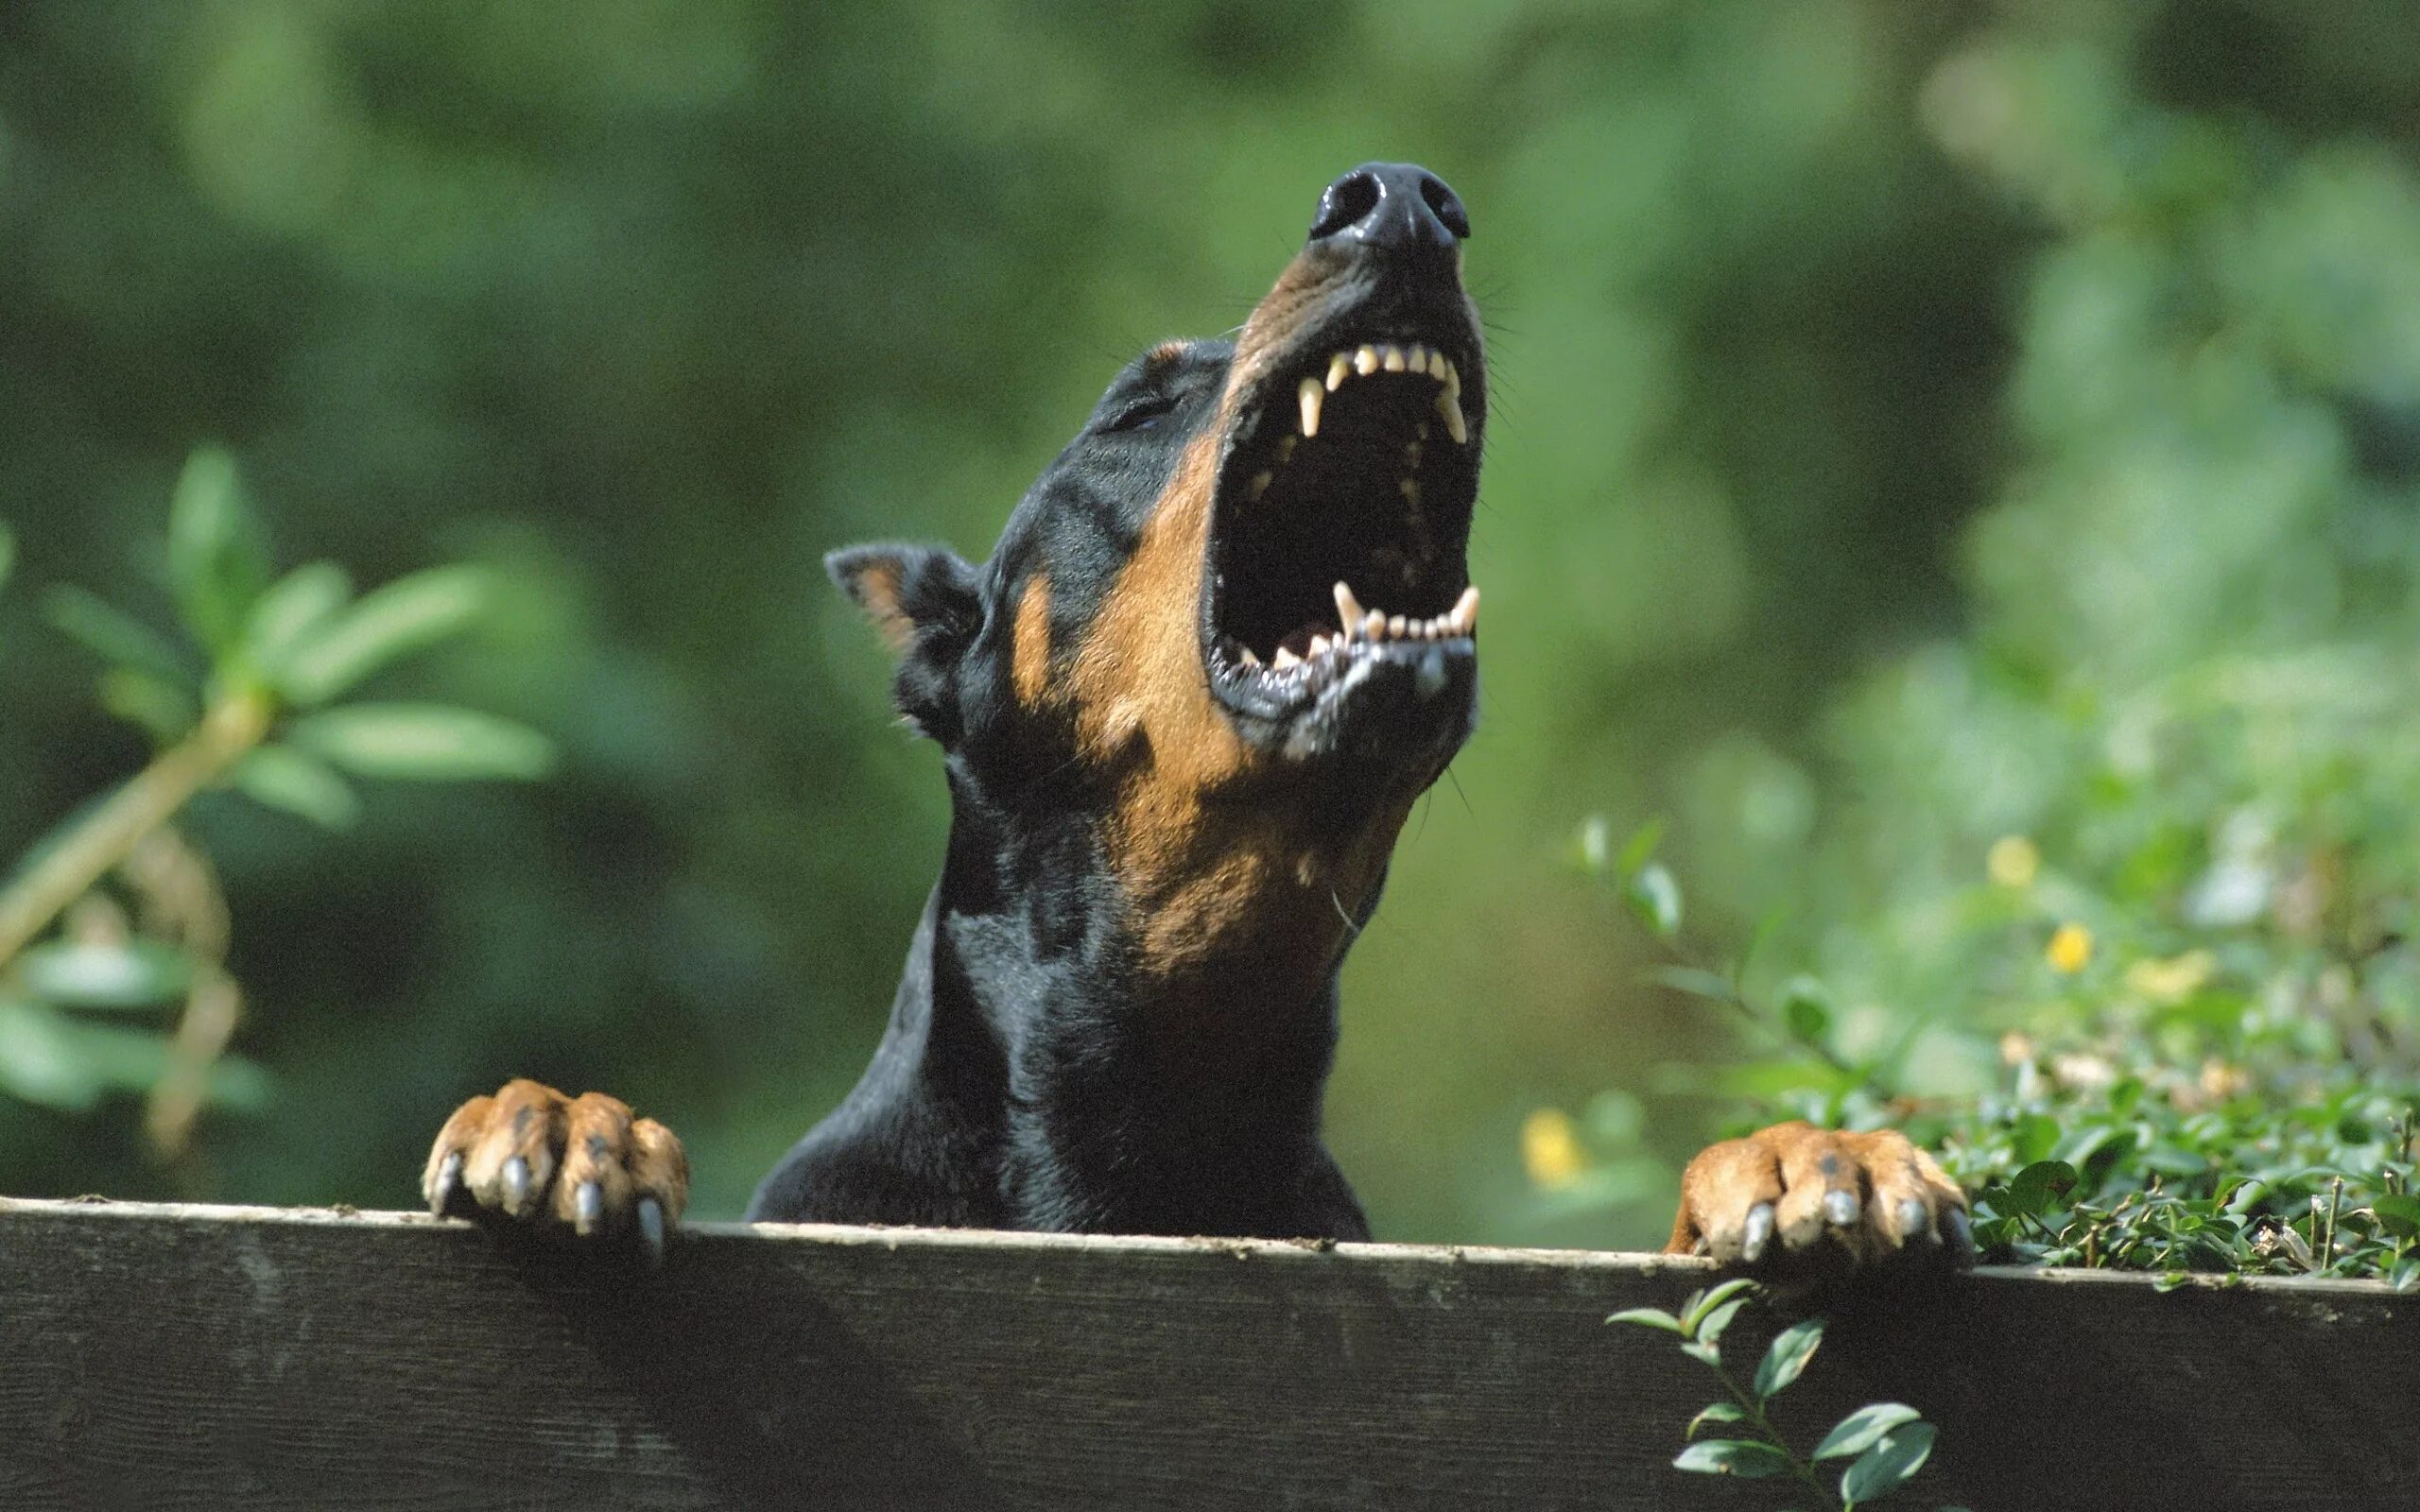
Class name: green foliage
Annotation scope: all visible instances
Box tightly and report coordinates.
[1613,1283,1960,1511]
[4,1,2417,1239]
[0,449,547,1138]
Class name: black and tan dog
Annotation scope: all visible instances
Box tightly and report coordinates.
[424,163,1969,1275]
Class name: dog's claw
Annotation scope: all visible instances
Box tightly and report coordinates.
[1944,1205,1975,1260]
[1823,1188,1859,1228]
[573,1179,603,1236]
[501,1155,532,1214]
[429,1150,464,1217]
[1896,1196,1929,1242]
[1739,1202,1774,1263]
[637,1197,666,1268]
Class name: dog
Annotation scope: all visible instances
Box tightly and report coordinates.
[423,163,1970,1275]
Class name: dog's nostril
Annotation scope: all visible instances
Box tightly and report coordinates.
[1420,174,1471,240]
[1307,163,1466,253]
[1309,171,1381,241]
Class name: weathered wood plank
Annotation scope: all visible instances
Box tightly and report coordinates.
[0,1197,2411,1510]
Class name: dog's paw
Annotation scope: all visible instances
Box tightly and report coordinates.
[423,1078,688,1263]
[1669,1121,1972,1279]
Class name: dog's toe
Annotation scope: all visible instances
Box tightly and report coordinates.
[424,1078,689,1259]
[1669,1121,1969,1281]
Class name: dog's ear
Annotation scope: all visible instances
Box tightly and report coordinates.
[827,542,982,654]
[827,542,985,741]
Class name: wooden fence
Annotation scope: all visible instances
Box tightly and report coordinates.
[1,1196,2412,1509]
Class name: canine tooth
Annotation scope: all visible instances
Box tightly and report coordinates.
[1333,580,1364,627]
[1436,387,1468,445]
[1273,646,1303,669]
[1248,472,1271,499]
[1298,378,1324,438]
[1325,352,1351,392]
[1382,345,1407,372]
[1361,609,1385,639]
[1354,345,1380,376]
[1448,585,1479,634]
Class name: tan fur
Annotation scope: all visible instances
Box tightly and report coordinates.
[1012,574,1052,707]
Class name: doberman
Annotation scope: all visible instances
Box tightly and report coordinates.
[423,163,1970,1275]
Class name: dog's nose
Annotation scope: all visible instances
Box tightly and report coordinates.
[1307,163,1469,253]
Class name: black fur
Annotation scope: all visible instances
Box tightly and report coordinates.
[750,164,1484,1241]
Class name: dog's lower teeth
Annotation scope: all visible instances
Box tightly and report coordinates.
[1273,646,1303,669]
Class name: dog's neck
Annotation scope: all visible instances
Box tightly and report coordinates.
[909,794,1357,1232]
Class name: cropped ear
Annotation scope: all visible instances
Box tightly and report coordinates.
[826,542,982,655]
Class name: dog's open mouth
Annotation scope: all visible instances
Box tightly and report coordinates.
[1201,322,1482,739]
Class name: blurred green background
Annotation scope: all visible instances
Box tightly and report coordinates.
[3,0,2414,1249]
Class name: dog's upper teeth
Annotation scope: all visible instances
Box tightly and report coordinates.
[1353,345,1380,377]
[1298,378,1324,438]
[1381,345,1407,372]
[1325,352,1351,392]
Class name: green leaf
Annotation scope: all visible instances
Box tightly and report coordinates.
[1840,1422,1936,1503]
[12,940,192,1009]
[164,446,269,657]
[1754,1316,1824,1400]
[287,704,554,782]
[2370,1194,2420,1241]
[243,561,353,679]
[1685,1401,1745,1438]
[1627,862,1683,936]
[1696,1297,1748,1350]
[44,586,195,686]
[0,521,15,595]
[1672,1439,1793,1478]
[97,668,201,745]
[1810,1402,1922,1461]
[2005,1160,2081,1218]
[1617,817,1665,877]
[1646,965,1741,1005]
[1781,976,1832,1044]
[1607,1307,1683,1332]
[1576,816,1612,875]
[1680,1277,1759,1334]
[233,745,363,830]
[0,998,167,1110]
[276,564,493,705]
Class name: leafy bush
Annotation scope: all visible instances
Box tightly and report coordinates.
[1613,1280,1961,1511]
[0,450,548,1158]
[1536,17,2420,1290]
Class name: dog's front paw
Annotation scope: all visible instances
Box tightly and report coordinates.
[1669,1121,1972,1279]
[424,1078,688,1261]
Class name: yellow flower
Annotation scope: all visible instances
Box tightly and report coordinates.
[2046,922,2094,974]
[2124,950,2215,1004]
[1521,1108,1587,1190]
[1987,834,2041,888]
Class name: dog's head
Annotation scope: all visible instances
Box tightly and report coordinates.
[834,163,1486,985]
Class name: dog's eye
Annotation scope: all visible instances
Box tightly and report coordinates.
[1103,394,1179,433]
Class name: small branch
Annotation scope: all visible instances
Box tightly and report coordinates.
[0,693,271,969]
